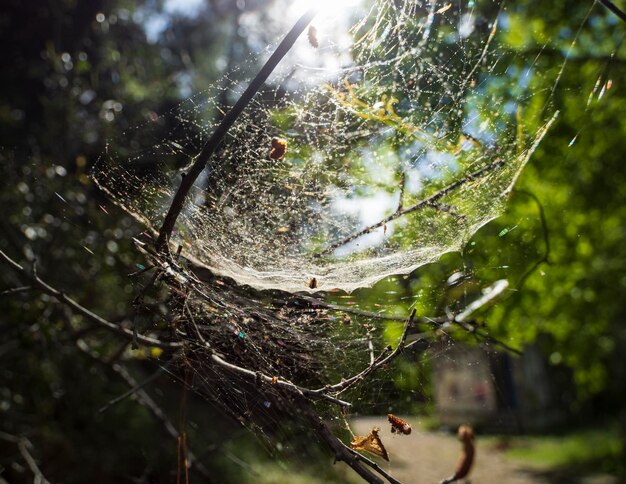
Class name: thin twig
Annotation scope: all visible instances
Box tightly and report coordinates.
[302,296,408,321]
[454,280,509,323]
[0,433,50,484]
[598,0,626,22]
[316,310,416,395]
[299,403,387,484]
[0,285,31,296]
[156,7,318,251]
[512,189,551,290]
[211,352,352,408]
[449,318,521,355]
[76,341,213,482]
[0,249,181,350]
[98,355,180,413]
[17,438,50,484]
[367,328,375,365]
[111,364,212,482]
[0,431,20,443]
[315,159,504,257]
[307,296,519,354]
[340,442,402,484]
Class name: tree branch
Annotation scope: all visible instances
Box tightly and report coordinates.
[210,352,352,408]
[156,7,318,251]
[0,249,182,350]
[315,309,417,395]
[98,355,180,413]
[314,159,504,257]
[299,403,389,484]
[339,441,402,484]
[76,341,213,482]
[598,0,626,23]
[0,285,32,296]
[0,432,50,484]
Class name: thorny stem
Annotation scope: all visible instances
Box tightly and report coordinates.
[314,159,505,257]
[155,7,318,252]
[0,249,182,350]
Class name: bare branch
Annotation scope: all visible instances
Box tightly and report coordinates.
[156,7,318,251]
[340,441,402,484]
[211,352,352,408]
[0,433,50,484]
[98,355,180,413]
[302,296,407,321]
[0,285,31,296]
[17,439,50,484]
[316,309,417,396]
[76,341,213,482]
[314,159,504,257]
[309,295,520,354]
[300,405,384,484]
[454,280,509,323]
[0,249,182,350]
[598,0,626,23]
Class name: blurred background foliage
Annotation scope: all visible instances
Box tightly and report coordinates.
[1,0,625,482]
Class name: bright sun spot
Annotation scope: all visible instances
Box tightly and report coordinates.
[291,0,363,19]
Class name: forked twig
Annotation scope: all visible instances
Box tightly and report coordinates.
[156,7,318,251]
[315,309,417,396]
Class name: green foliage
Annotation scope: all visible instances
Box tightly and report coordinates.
[497,421,622,475]
[2,0,626,480]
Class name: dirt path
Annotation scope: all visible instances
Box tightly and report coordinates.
[350,417,615,484]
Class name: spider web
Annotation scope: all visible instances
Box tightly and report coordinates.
[85,1,608,478]
[93,0,557,294]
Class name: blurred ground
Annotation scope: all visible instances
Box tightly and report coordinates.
[350,417,619,484]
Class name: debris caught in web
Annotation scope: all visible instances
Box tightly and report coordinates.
[94,0,557,294]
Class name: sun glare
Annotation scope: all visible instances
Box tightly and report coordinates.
[291,0,363,19]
